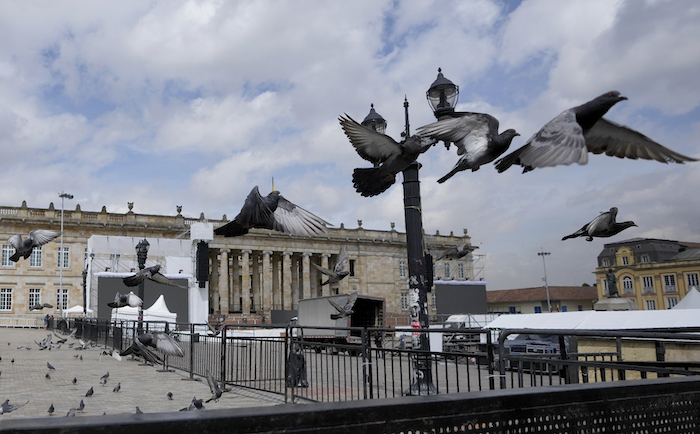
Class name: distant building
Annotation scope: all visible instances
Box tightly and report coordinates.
[594,238,700,310]
[486,286,599,314]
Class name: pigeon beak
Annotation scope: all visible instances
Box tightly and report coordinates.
[619,95,628,101]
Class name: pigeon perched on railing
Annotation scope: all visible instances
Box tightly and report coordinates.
[329,292,358,320]
[121,331,185,365]
[495,91,697,173]
[562,207,637,242]
[435,243,478,260]
[340,114,438,197]
[215,186,331,237]
[311,245,350,286]
[8,230,61,262]
[416,113,519,183]
[123,265,185,288]
[107,291,143,308]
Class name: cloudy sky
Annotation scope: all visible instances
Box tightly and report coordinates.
[1,0,699,290]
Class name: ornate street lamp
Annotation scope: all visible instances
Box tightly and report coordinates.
[538,250,552,312]
[361,103,387,135]
[135,238,150,333]
[426,68,459,120]
[58,192,73,317]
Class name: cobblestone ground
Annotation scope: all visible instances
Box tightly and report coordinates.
[0,328,286,421]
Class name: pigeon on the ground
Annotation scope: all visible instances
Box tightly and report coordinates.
[113,382,121,393]
[66,408,76,417]
[340,114,438,197]
[0,400,28,415]
[135,406,143,414]
[205,371,224,403]
[47,361,55,370]
[85,387,93,397]
[180,397,205,411]
[48,403,54,416]
[416,113,519,183]
[45,373,51,379]
[29,303,53,311]
[495,91,697,173]
[329,292,358,320]
[77,399,85,411]
[562,207,637,241]
[123,265,184,288]
[107,291,143,308]
[8,230,61,262]
[72,377,77,384]
[436,243,478,260]
[311,246,350,286]
[120,332,185,365]
[167,392,173,400]
[214,186,331,237]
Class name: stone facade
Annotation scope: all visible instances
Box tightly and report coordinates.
[0,201,475,323]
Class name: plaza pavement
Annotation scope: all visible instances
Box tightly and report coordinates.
[0,327,287,422]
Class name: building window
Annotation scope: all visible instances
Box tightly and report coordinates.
[110,253,120,272]
[29,246,42,267]
[622,276,633,294]
[666,297,678,309]
[56,288,68,310]
[646,299,657,310]
[642,276,654,293]
[663,275,676,293]
[534,306,542,313]
[399,261,406,278]
[457,263,465,279]
[444,263,450,279]
[349,259,355,276]
[29,289,41,308]
[58,246,70,269]
[400,292,409,310]
[641,255,650,264]
[602,259,609,267]
[688,273,699,290]
[621,256,629,265]
[0,288,12,311]
[562,306,568,312]
[2,245,15,267]
[578,305,583,311]
[431,292,436,308]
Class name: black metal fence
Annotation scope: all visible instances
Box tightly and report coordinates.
[64,318,700,404]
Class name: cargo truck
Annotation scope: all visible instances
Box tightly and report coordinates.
[294,294,385,351]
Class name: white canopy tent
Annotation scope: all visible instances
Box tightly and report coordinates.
[672,287,700,310]
[111,294,177,324]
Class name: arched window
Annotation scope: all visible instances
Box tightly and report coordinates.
[623,276,633,294]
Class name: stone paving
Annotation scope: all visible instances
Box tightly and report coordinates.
[0,328,287,421]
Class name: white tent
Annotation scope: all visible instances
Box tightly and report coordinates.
[63,305,94,316]
[672,287,700,309]
[111,295,177,324]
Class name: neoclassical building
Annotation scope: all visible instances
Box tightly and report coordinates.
[0,201,476,325]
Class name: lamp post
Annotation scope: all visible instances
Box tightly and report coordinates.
[58,192,73,317]
[538,250,552,312]
[135,238,150,333]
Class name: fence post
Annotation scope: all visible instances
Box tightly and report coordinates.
[361,327,370,400]
[221,325,227,386]
[284,324,290,404]
[486,331,495,390]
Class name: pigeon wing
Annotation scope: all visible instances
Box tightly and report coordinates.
[517,109,589,169]
[215,186,274,236]
[339,114,402,164]
[123,270,146,287]
[344,292,358,310]
[586,209,615,236]
[28,230,62,247]
[417,113,495,156]
[8,235,23,250]
[149,271,184,288]
[328,298,344,313]
[152,332,185,357]
[272,196,330,237]
[334,246,349,273]
[311,261,335,277]
[585,118,697,163]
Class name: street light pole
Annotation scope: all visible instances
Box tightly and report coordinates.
[135,238,150,334]
[58,192,73,317]
[538,250,552,312]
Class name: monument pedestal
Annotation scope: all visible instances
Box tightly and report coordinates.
[594,297,638,311]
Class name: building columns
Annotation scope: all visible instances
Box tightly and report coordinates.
[218,249,229,314]
[241,250,251,314]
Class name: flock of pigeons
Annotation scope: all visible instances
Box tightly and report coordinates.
[0,327,227,418]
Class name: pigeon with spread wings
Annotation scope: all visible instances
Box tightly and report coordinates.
[495,91,697,173]
[214,186,330,237]
[120,331,185,365]
[329,292,358,320]
[340,114,437,197]
[562,207,637,242]
[311,246,350,286]
[123,265,184,288]
[8,230,61,262]
[107,291,143,308]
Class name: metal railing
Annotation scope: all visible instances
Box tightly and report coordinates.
[60,319,700,404]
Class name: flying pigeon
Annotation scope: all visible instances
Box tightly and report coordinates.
[53,329,76,344]
[416,113,519,183]
[0,399,28,415]
[123,265,184,288]
[29,303,53,311]
[207,317,226,337]
[562,207,637,242]
[85,387,93,397]
[214,186,331,238]
[205,371,223,403]
[99,349,122,362]
[7,230,61,262]
[120,331,185,365]
[311,245,350,286]
[113,382,121,393]
[107,291,143,308]
[436,243,478,260]
[329,292,358,320]
[340,114,438,197]
[48,403,54,416]
[180,397,205,411]
[495,91,697,173]
[66,408,76,417]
